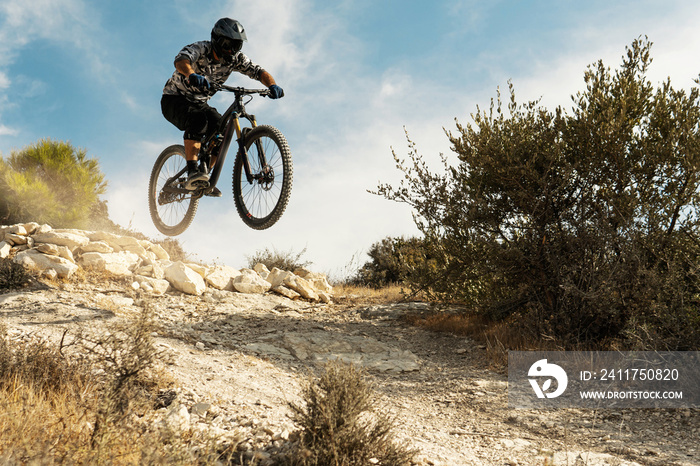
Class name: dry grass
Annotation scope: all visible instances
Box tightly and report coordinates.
[402,312,566,369]
[331,283,417,305]
[0,310,200,465]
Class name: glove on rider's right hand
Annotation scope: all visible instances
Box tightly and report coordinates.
[188,73,210,90]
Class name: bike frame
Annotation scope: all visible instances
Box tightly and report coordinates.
[206,85,268,189]
[163,85,270,198]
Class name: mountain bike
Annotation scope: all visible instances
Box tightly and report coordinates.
[148,85,293,235]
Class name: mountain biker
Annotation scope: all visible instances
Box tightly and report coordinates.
[161,17,284,197]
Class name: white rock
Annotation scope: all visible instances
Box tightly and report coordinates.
[5,225,27,236]
[120,242,148,258]
[190,402,212,417]
[135,265,154,276]
[205,265,241,290]
[318,291,332,304]
[309,277,333,294]
[36,243,59,257]
[136,263,165,280]
[165,262,206,296]
[186,263,207,279]
[89,234,149,257]
[134,276,170,295]
[81,241,114,254]
[254,263,270,279]
[80,252,140,276]
[293,267,314,278]
[35,243,75,263]
[108,296,134,308]
[22,223,40,235]
[86,231,122,250]
[0,241,11,259]
[233,269,272,294]
[283,275,319,301]
[272,285,301,300]
[163,404,190,432]
[294,267,333,294]
[141,251,158,263]
[266,268,294,288]
[13,249,78,279]
[32,231,89,252]
[5,233,27,245]
[151,261,165,280]
[147,243,170,261]
[113,235,143,250]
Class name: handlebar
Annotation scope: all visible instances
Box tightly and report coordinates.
[212,83,271,97]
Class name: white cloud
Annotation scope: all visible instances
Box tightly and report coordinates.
[490,3,700,112]
[0,0,97,54]
[0,124,18,137]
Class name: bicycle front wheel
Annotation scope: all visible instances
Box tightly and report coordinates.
[233,125,293,230]
[148,144,199,236]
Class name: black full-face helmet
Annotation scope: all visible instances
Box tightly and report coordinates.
[211,18,247,59]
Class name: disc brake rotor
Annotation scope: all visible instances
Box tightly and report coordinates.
[259,165,275,191]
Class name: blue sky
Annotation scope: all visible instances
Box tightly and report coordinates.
[2,0,700,277]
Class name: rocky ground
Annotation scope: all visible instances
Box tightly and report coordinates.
[1,275,698,465]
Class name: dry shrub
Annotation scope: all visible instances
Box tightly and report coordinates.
[246,246,311,271]
[79,305,165,410]
[0,311,196,465]
[0,257,33,290]
[0,327,90,395]
[287,361,416,466]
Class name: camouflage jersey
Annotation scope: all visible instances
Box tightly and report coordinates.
[162,41,266,103]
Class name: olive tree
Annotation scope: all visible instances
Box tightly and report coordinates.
[377,38,700,348]
[0,139,107,228]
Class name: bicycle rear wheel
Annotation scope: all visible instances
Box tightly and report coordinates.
[148,144,199,236]
[233,125,293,230]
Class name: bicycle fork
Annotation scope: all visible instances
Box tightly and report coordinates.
[235,116,268,185]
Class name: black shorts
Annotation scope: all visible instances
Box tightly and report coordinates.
[161,94,222,141]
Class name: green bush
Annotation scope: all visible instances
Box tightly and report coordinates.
[354,236,439,289]
[0,139,107,228]
[376,38,700,349]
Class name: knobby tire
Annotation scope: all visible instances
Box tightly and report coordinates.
[148,144,199,236]
[232,125,293,230]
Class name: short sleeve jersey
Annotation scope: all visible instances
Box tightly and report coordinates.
[162,41,265,102]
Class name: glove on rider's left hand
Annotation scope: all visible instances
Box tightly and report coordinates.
[268,84,284,99]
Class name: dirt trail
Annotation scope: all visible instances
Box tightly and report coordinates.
[1,279,697,465]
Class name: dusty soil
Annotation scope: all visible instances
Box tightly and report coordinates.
[1,277,698,465]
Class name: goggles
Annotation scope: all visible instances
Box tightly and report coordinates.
[217,37,243,55]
